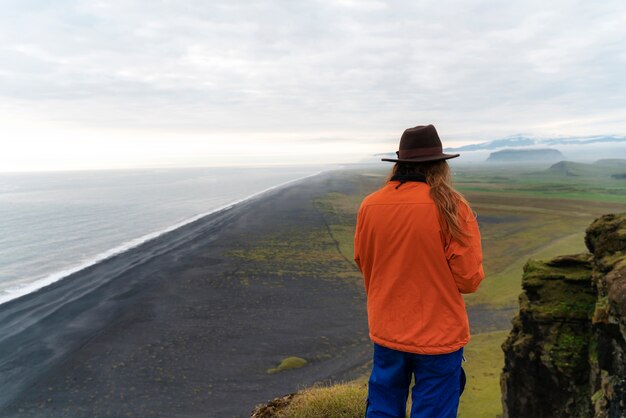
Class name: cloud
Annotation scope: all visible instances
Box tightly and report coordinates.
[0,0,625,169]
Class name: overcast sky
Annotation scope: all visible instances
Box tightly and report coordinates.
[1,0,625,171]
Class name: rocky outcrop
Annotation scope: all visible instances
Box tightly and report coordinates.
[587,214,626,417]
[502,213,626,418]
[500,254,596,417]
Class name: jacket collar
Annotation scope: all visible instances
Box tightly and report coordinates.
[389,173,427,189]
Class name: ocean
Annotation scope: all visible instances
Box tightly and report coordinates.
[0,165,329,305]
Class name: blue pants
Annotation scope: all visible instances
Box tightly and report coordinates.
[366,343,466,418]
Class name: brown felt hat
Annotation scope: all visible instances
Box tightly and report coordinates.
[381,124,460,163]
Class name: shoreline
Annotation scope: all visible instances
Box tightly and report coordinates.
[0,169,329,306]
[0,170,372,417]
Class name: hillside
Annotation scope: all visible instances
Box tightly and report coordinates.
[547,160,594,177]
[544,159,626,179]
[593,158,626,167]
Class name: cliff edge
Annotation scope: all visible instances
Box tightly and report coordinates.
[501,213,626,418]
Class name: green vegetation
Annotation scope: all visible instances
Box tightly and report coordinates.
[277,380,367,417]
[313,191,366,267]
[270,331,507,417]
[458,331,509,418]
[227,227,361,282]
[454,162,626,203]
[267,357,308,374]
[520,255,596,321]
[532,297,596,318]
[551,330,590,371]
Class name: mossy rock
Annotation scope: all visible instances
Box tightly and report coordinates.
[520,255,595,321]
[267,356,308,374]
[535,299,596,319]
[522,254,593,288]
[585,213,626,257]
[598,251,626,272]
[551,328,590,372]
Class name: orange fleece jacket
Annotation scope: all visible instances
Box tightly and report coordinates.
[354,180,484,354]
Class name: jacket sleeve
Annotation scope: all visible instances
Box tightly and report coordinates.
[445,202,484,294]
[354,204,363,273]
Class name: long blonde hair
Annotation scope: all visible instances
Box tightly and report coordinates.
[387,160,471,245]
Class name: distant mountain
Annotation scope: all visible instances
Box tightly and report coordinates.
[487,148,564,163]
[446,135,626,153]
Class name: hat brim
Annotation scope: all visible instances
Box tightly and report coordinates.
[381,153,460,163]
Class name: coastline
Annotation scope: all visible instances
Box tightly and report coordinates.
[0,169,372,417]
[0,169,329,306]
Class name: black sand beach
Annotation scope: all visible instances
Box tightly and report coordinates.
[0,169,510,417]
[0,171,373,417]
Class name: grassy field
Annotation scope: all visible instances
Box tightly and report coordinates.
[298,162,626,417]
[457,331,509,418]
[456,164,625,308]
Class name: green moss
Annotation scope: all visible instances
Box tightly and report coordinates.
[550,328,590,371]
[522,257,593,286]
[518,256,596,322]
[267,356,308,374]
[532,296,596,319]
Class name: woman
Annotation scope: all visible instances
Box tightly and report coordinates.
[354,124,484,418]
